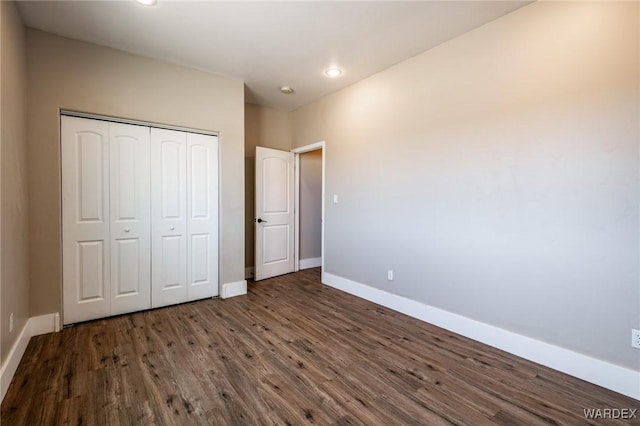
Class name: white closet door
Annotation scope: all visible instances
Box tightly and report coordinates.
[254,147,295,281]
[186,133,219,300]
[151,128,188,307]
[109,123,151,315]
[62,116,111,324]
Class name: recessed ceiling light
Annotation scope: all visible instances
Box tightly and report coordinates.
[136,0,157,6]
[280,86,295,94]
[324,67,343,78]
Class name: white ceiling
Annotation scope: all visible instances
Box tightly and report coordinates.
[17,1,529,111]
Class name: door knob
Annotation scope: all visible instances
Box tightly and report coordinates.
[256,218,267,223]
[124,228,130,233]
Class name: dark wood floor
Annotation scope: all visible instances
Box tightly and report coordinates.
[1,268,637,425]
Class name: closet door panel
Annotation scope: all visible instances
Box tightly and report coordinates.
[76,241,106,300]
[151,128,188,307]
[62,116,111,324]
[187,133,219,300]
[161,236,183,285]
[113,239,140,294]
[110,123,151,315]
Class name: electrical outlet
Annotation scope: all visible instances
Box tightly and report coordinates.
[387,270,394,281]
[632,329,640,349]
[9,313,14,333]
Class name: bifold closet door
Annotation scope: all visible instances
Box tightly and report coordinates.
[150,129,219,307]
[187,133,219,300]
[63,116,219,322]
[151,128,188,307]
[62,117,152,324]
[62,117,112,324]
[109,123,151,315]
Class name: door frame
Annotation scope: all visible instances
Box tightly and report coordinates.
[291,141,325,275]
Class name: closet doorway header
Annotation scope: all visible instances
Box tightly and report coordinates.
[60,110,219,137]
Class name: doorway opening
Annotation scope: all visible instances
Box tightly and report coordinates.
[293,142,325,276]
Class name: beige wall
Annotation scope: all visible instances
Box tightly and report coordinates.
[244,104,291,270]
[245,103,292,158]
[1,1,28,364]
[291,1,639,370]
[299,149,322,261]
[27,29,245,317]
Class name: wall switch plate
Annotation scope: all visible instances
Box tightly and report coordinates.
[387,270,394,281]
[632,329,640,349]
[333,194,339,204]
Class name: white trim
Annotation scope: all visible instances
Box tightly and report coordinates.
[245,267,254,280]
[299,257,322,270]
[294,153,300,272]
[291,141,324,153]
[0,322,31,402]
[30,313,59,336]
[292,141,325,273]
[323,272,640,400]
[221,280,247,299]
[0,312,61,402]
[218,138,223,303]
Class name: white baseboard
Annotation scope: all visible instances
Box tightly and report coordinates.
[245,267,254,280]
[323,272,640,401]
[0,321,31,402]
[0,312,60,402]
[221,280,247,299]
[299,257,322,270]
[30,313,60,336]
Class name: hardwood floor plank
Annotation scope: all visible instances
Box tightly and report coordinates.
[2,268,637,425]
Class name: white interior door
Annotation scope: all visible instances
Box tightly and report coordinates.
[187,133,219,300]
[109,123,151,315]
[151,128,188,307]
[62,116,111,324]
[255,146,295,281]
